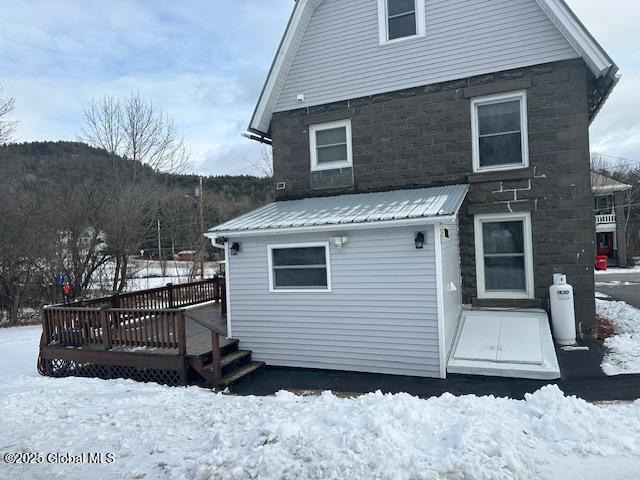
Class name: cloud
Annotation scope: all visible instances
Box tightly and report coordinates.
[0,0,638,174]
[0,0,291,175]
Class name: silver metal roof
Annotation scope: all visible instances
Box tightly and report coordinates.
[208,185,468,235]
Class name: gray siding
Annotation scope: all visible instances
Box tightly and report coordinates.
[274,0,578,112]
[228,226,442,377]
[439,222,462,360]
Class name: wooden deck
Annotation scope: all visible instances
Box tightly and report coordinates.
[39,278,264,388]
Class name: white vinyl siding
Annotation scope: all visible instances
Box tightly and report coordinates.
[471,91,529,172]
[309,119,353,171]
[474,212,535,300]
[274,0,579,113]
[227,226,442,378]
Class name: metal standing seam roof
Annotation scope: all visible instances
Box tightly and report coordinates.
[208,185,469,235]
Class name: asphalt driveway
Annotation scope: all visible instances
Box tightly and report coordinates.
[595,269,640,308]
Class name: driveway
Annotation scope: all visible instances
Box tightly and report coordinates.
[595,269,640,308]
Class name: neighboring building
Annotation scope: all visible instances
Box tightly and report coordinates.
[208,0,618,380]
[592,171,631,267]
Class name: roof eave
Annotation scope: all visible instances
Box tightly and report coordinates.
[248,0,324,138]
[206,214,458,240]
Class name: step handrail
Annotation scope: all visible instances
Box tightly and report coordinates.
[184,313,224,386]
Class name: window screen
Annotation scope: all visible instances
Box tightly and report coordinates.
[315,127,348,165]
[387,0,417,40]
[476,99,523,168]
[481,220,526,292]
[271,246,328,290]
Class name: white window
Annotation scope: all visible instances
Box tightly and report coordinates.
[474,212,534,299]
[268,243,331,292]
[471,91,529,173]
[377,0,426,45]
[309,119,353,172]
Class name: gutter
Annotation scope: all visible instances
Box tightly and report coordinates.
[205,214,458,241]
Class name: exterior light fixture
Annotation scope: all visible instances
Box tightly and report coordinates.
[330,236,350,249]
[415,232,425,249]
[230,242,241,256]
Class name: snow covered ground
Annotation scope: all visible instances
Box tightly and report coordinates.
[1,327,640,479]
[596,294,640,376]
[595,265,640,275]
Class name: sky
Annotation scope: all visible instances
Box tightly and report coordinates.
[0,0,638,175]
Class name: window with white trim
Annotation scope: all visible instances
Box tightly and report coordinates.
[309,119,352,172]
[474,213,534,299]
[471,91,529,173]
[377,0,426,44]
[268,243,331,292]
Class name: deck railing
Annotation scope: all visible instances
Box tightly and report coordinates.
[68,277,226,312]
[42,277,225,356]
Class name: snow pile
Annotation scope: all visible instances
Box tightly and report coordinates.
[2,327,640,479]
[597,295,640,376]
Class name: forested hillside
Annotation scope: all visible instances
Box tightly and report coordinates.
[0,141,273,323]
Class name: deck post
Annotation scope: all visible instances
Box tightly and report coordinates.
[211,331,222,387]
[177,312,187,355]
[167,283,174,308]
[100,307,112,350]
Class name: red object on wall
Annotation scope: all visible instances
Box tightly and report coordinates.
[595,255,608,271]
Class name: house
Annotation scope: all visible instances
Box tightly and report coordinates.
[592,171,631,268]
[207,0,618,380]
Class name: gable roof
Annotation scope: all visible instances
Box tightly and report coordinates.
[248,0,618,138]
[207,184,469,238]
[592,171,632,194]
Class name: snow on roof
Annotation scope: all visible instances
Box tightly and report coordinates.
[208,184,469,237]
[591,171,632,193]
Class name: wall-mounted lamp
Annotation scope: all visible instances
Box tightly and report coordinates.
[414,232,425,249]
[330,236,350,249]
[230,242,241,256]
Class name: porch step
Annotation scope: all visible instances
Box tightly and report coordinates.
[221,361,265,386]
[220,349,252,368]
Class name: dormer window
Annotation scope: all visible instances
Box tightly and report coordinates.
[309,119,353,172]
[378,0,426,45]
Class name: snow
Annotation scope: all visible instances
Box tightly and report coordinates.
[595,265,640,275]
[596,294,640,376]
[1,327,640,479]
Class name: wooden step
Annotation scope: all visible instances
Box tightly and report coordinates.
[222,361,264,386]
[220,350,252,368]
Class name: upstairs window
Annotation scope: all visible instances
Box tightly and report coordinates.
[377,0,426,44]
[309,119,352,172]
[471,91,529,173]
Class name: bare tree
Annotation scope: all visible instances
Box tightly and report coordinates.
[79,92,191,174]
[78,92,192,291]
[247,147,274,177]
[0,85,17,144]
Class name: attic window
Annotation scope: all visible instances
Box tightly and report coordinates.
[378,0,426,44]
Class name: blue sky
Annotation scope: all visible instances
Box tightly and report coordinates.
[0,0,638,175]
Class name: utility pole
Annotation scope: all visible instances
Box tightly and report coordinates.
[198,176,205,281]
[157,219,164,275]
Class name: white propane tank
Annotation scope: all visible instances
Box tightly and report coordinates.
[549,273,576,346]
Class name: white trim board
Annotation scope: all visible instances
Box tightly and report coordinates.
[267,242,332,293]
[474,212,535,300]
[248,0,616,138]
[434,224,447,379]
[470,90,529,174]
